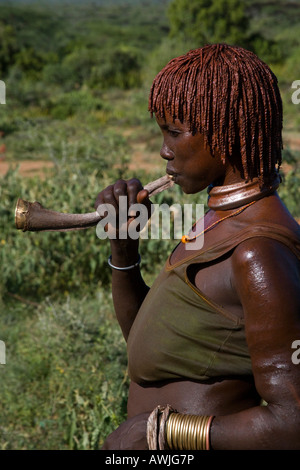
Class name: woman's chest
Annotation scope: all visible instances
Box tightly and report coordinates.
[171,242,243,319]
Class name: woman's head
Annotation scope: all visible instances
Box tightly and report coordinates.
[149,43,282,185]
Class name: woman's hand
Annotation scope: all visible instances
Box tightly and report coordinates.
[94,178,152,248]
[101,413,149,450]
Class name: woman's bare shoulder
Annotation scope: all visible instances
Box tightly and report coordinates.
[252,192,299,231]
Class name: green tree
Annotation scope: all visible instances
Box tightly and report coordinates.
[14,47,46,80]
[167,0,250,47]
[89,45,142,90]
[0,22,18,76]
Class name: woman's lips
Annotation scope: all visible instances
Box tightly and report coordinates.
[166,170,178,183]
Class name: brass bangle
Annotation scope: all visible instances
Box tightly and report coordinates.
[191,415,199,449]
[165,412,214,450]
[195,414,203,450]
[184,415,191,450]
[169,412,180,450]
[198,415,207,450]
[183,414,192,450]
[205,415,214,450]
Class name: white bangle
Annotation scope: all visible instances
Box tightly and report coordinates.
[108,254,141,271]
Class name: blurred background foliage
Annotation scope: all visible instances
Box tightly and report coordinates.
[0,0,299,450]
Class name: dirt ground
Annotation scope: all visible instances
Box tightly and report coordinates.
[0,159,55,178]
[0,132,298,178]
[0,141,163,178]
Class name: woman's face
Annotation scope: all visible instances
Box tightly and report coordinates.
[156,110,232,194]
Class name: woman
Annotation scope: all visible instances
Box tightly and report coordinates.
[95,44,300,450]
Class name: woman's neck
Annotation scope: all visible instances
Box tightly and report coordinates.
[207,173,281,211]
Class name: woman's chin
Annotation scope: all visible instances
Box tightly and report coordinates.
[181,182,208,194]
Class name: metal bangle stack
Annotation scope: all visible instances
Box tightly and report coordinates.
[166,413,214,450]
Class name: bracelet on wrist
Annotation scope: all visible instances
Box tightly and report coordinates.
[108,254,141,271]
[146,405,214,450]
[166,412,214,450]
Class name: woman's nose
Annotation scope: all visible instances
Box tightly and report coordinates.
[160,142,174,160]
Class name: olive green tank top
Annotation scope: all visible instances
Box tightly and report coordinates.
[127,220,300,384]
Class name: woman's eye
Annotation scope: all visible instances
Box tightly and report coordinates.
[168,130,180,137]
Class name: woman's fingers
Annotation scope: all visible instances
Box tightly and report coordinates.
[137,189,152,220]
[113,179,128,206]
[94,179,152,237]
[94,184,117,211]
[126,178,144,209]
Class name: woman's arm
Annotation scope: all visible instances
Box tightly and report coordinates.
[210,238,300,449]
[109,240,150,341]
[95,178,152,340]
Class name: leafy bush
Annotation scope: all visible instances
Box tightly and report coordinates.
[0,21,19,75]
[168,0,251,48]
[47,89,104,120]
[279,149,300,219]
[89,45,143,90]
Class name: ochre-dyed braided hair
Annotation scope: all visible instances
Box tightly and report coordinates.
[148,43,283,184]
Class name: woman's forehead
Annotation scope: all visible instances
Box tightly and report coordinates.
[155,109,186,127]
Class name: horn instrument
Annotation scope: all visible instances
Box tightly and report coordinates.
[15,175,174,232]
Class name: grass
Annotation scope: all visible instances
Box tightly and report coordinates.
[0,293,129,450]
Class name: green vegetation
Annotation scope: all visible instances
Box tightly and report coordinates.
[168,0,252,49]
[0,0,299,450]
